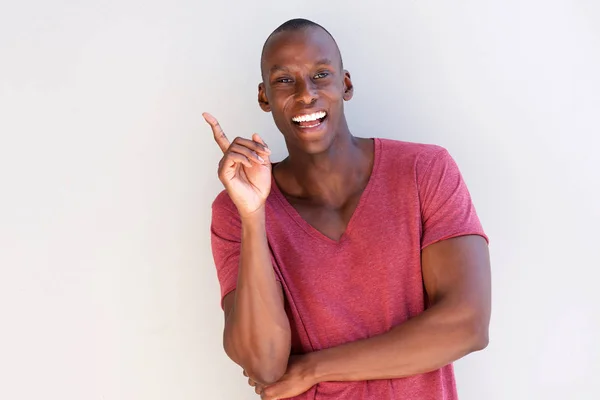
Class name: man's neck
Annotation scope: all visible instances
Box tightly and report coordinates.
[275,132,374,207]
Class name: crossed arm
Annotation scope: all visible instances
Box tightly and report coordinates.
[295,234,491,383]
[222,224,491,394]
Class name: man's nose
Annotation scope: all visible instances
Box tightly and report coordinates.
[295,78,317,105]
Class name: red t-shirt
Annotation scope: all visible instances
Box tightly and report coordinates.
[211,138,488,399]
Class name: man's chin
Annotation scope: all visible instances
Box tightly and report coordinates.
[290,132,337,155]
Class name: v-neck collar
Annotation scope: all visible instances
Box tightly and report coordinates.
[269,138,382,245]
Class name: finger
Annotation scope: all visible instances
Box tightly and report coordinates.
[252,134,272,163]
[242,370,248,377]
[221,152,253,169]
[232,136,271,156]
[228,143,266,164]
[260,387,277,400]
[252,134,269,150]
[260,386,274,400]
[202,112,230,153]
[247,378,255,387]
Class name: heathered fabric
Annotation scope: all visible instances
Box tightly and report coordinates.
[211,138,488,400]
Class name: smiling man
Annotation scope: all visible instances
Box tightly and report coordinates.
[204,18,491,400]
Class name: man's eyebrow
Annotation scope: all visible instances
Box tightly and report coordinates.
[269,64,289,74]
[315,58,334,66]
[269,58,335,75]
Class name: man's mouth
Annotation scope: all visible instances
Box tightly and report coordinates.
[291,111,327,129]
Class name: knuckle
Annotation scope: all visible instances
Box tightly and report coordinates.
[228,143,242,152]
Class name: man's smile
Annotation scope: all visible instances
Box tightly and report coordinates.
[291,110,327,128]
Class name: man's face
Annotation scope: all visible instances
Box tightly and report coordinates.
[259,27,353,154]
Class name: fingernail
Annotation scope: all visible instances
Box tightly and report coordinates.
[257,155,265,162]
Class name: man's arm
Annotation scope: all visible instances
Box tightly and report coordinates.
[222,208,291,385]
[203,113,291,386]
[302,234,490,382]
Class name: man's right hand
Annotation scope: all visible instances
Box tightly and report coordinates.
[203,112,272,217]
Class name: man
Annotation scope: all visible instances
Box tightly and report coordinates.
[203,18,491,400]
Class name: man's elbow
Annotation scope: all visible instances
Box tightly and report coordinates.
[245,362,287,385]
[466,316,489,352]
[224,342,289,385]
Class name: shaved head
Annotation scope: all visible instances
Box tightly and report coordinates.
[260,19,343,79]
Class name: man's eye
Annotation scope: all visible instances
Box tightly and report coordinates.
[314,72,329,79]
[277,78,293,83]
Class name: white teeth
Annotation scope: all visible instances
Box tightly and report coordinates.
[292,111,326,123]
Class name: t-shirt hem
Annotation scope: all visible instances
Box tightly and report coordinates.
[220,285,237,310]
[421,231,489,250]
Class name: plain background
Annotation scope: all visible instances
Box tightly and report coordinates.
[1,1,599,399]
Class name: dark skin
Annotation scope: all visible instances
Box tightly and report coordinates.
[258,28,373,242]
[203,26,491,400]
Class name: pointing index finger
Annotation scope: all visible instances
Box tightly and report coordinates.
[202,112,230,153]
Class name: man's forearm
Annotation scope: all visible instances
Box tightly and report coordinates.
[304,301,488,383]
[225,207,291,384]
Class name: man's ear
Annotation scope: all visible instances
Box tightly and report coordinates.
[258,83,271,112]
[343,70,354,101]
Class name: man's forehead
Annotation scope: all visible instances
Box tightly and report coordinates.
[269,58,336,73]
[261,27,342,73]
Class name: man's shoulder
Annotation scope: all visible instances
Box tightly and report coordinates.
[376,137,447,165]
[211,189,238,215]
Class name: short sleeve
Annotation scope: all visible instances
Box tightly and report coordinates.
[210,191,279,309]
[418,148,488,249]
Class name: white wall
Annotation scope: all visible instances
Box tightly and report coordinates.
[1,1,599,399]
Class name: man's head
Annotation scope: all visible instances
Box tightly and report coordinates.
[258,19,354,154]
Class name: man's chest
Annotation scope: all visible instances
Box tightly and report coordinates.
[284,192,362,242]
[270,218,426,350]
[268,199,426,334]
[267,185,424,284]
